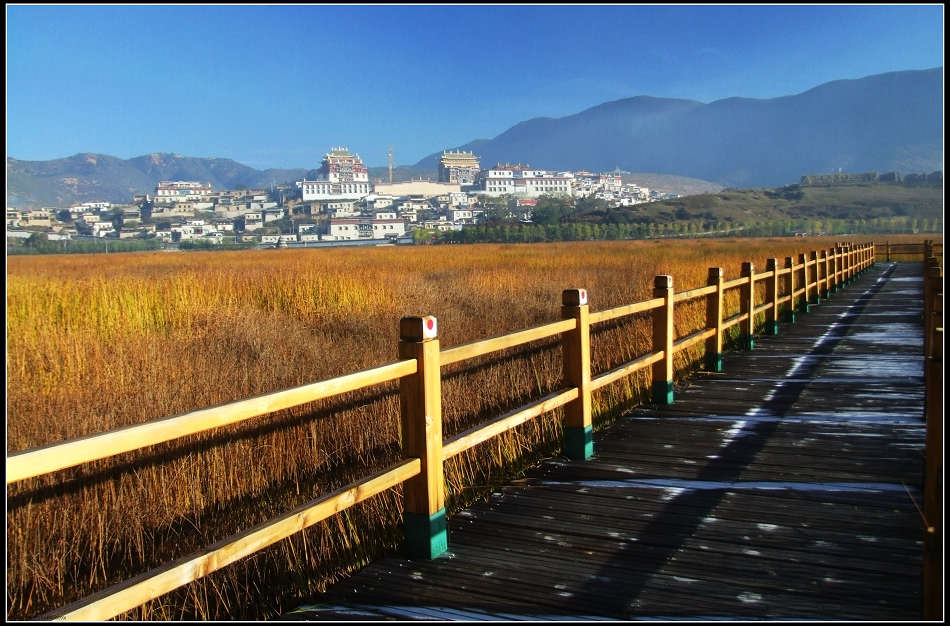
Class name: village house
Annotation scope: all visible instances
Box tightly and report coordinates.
[22,209,53,228]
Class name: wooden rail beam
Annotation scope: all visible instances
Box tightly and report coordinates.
[398,316,446,559]
[561,289,593,459]
[40,458,422,621]
[652,275,675,405]
[6,359,417,485]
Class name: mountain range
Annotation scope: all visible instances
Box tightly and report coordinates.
[6,153,310,208]
[416,67,943,188]
[6,68,942,208]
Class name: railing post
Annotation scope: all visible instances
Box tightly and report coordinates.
[831,246,840,293]
[798,253,811,313]
[705,267,724,373]
[766,258,779,335]
[840,245,846,286]
[652,275,675,405]
[398,315,447,559]
[809,250,821,306]
[923,260,943,619]
[784,256,797,323]
[924,258,941,358]
[741,262,755,350]
[886,240,890,263]
[841,243,854,285]
[818,250,828,300]
[561,288,593,460]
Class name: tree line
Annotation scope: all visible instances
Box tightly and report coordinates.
[431,215,942,244]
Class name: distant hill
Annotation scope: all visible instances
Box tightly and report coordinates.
[415,68,943,188]
[6,153,310,208]
[5,153,444,208]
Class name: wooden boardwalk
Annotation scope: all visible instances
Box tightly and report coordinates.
[282,261,927,621]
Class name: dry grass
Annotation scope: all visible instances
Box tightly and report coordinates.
[6,236,907,619]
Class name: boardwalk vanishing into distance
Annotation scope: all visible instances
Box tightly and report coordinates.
[284,261,928,620]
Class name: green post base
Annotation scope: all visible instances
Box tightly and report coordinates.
[782,310,797,324]
[705,352,723,373]
[404,509,447,559]
[742,335,755,351]
[652,380,674,406]
[564,425,594,460]
[800,302,810,314]
[810,297,820,307]
[767,321,779,335]
[821,290,830,300]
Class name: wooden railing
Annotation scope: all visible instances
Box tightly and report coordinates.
[875,239,943,262]
[7,242,878,621]
[922,253,943,620]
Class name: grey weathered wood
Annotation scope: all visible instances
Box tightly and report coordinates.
[301,260,925,621]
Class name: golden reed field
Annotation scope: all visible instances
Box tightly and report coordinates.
[5,235,930,619]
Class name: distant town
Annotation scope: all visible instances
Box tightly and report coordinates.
[6,147,679,249]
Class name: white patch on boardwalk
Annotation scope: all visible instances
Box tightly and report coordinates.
[540,478,914,494]
[742,266,897,421]
[673,576,700,583]
[757,523,779,532]
[737,592,763,604]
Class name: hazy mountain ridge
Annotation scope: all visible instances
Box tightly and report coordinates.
[7,69,940,207]
[6,153,310,208]
[415,68,942,187]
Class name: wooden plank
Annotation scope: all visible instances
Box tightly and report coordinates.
[442,388,578,459]
[589,297,664,325]
[723,276,748,290]
[6,359,417,484]
[590,351,663,391]
[673,327,716,353]
[722,312,749,330]
[44,458,421,621]
[673,284,717,303]
[440,319,575,366]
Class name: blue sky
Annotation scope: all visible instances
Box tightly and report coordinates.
[6,4,944,169]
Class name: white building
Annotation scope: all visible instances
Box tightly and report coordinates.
[327,219,368,240]
[92,222,115,237]
[173,220,218,241]
[476,165,574,197]
[154,181,214,204]
[296,147,372,201]
[327,217,406,241]
[450,208,475,222]
[244,212,264,231]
